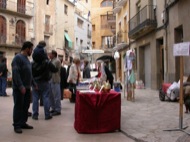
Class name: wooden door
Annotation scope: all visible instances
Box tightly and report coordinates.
[0,16,6,44]
[17,0,26,14]
[16,20,25,45]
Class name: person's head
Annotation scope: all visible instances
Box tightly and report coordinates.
[84,60,89,67]
[49,50,57,59]
[73,57,80,66]
[21,41,34,56]
[96,60,103,70]
[38,41,46,48]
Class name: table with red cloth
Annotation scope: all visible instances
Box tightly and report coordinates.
[74,90,121,133]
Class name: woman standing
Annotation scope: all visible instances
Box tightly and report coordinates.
[67,57,81,102]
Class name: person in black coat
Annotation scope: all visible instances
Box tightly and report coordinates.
[60,59,67,100]
[82,60,91,79]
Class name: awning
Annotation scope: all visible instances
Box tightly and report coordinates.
[64,32,72,48]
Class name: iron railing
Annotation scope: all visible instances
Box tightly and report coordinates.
[129,5,157,35]
[107,11,116,22]
[0,0,33,16]
[0,35,6,44]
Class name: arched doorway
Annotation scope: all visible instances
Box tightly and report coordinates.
[17,0,26,14]
[15,20,25,46]
[0,15,6,44]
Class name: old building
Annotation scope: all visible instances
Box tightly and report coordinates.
[34,0,56,53]
[112,0,129,82]
[128,0,190,89]
[55,0,75,63]
[0,0,34,70]
[91,0,115,56]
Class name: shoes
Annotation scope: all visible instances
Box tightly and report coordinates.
[14,128,22,134]
[28,112,32,117]
[21,124,33,129]
[45,116,53,120]
[32,116,38,120]
[52,111,61,116]
[50,110,55,113]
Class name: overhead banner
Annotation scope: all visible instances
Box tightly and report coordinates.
[173,42,190,56]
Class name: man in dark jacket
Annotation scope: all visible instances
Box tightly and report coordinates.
[31,41,58,121]
[0,57,8,96]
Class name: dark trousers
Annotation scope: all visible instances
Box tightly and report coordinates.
[13,89,31,128]
[68,83,77,102]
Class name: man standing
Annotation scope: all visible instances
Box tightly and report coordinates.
[49,50,62,115]
[32,41,58,120]
[0,57,8,96]
[11,41,34,134]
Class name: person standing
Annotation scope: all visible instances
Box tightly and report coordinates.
[60,59,67,100]
[49,50,62,115]
[32,41,58,120]
[11,41,34,134]
[82,60,91,79]
[67,57,81,103]
[0,57,8,96]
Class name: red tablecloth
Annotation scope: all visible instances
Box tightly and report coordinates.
[74,90,121,133]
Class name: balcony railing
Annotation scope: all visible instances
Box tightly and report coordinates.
[87,30,91,38]
[129,5,157,39]
[107,11,116,24]
[0,35,6,44]
[44,24,53,35]
[113,1,122,14]
[15,36,26,46]
[0,1,33,17]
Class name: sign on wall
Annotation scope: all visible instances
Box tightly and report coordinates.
[173,42,190,56]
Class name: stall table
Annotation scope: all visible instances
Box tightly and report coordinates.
[74,90,121,133]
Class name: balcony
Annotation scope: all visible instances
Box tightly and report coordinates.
[87,30,91,38]
[44,24,53,35]
[110,25,116,35]
[117,0,128,7]
[129,5,157,39]
[0,35,6,45]
[0,1,34,18]
[0,34,28,48]
[107,11,116,24]
[113,1,122,14]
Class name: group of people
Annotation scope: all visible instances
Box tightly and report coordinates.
[12,41,70,134]
[0,55,8,97]
[10,40,114,134]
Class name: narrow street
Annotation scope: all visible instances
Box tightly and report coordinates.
[1,88,190,142]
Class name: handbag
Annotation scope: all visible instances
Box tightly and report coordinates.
[63,89,72,99]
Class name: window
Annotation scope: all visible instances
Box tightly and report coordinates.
[16,20,26,46]
[86,0,88,3]
[92,25,95,31]
[80,40,83,46]
[64,4,68,15]
[101,0,113,7]
[101,15,109,29]
[45,15,50,33]
[17,0,26,14]
[77,18,84,28]
[76,38,78,46]
[0,0,6,9]
[0,15,6,44]
[92,42,95,48]
[101,36,114,48]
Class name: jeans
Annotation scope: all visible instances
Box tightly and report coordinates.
[0,77,7,96]
[13,88,31,128]
[32,81,51,118]
[49,82,61,113]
